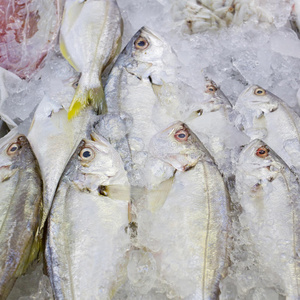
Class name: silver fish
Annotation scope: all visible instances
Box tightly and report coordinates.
[235,84,300,176]
[186,79,249,178]
[101,27,184,186]
[236,139,300,298]
[46,132,130,300]
[0,129,42,299]
[137,121,230,299]
[60,0,123,119]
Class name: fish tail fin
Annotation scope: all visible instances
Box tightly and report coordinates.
[68,82,107,120]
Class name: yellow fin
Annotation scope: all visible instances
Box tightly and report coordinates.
[68,84,107,119]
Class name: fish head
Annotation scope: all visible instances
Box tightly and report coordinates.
[235,85,279,114]
[0,130,33,181]
[186,79,232,122]
[238,139,284,185]
[122,27,178,85]
[70,132,129,200]
[149,121,212,171]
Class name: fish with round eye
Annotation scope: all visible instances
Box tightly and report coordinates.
[236,138,300,299]
[255,146,269,158]
[79,147,95,160]
[254,87,266,96]
[0,131,42,298]
[46,132,130,299]
[141,121,230,299]
[7,143,20,155]
[235,84,300,176]
[205,84,217,94]
[174,128,189,142]
[134,36,149,50]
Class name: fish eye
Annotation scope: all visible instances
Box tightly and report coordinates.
[228,6,235,13]
[255,146,269,158]
[254,88,266,96]
[7,143,20,155]
[79,147,94,161]
[174,129,189,142]
[134,36,149,50]
[205,85,217,94]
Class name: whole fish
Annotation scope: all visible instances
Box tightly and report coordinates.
[46,132,130,300]
[60,0,123,119]
[235,84,300,176]
[0,129,42,299]
[101,26,185,185]
[137,121,230,299]
[185,79,249,178]
[28,96,95,230]
[236,139,300,298]
[0,0,63,80]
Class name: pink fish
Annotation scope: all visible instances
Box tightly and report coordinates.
[0,0,63,80]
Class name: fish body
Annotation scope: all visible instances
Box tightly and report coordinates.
[186,80,249,177]
[28,96,95,230]
[102,27,183,185]
[236,139,300,298]
[137,122,230,299]
[46,132,130,300]
[60,0,123,118]
[0,130,42,299]
[235,85,300,176]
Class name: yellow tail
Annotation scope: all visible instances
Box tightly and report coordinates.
[68,84,107,119]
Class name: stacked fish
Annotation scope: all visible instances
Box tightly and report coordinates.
[0,0,300,299]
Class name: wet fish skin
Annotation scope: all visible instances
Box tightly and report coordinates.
[236,139,300,298]
[60,0,123,119]
[235,84,300,176]
[185,79,249,178]
[138,121,230,299]
[0,130,42,299]
[46,132,130,300]
[103,27,184,185]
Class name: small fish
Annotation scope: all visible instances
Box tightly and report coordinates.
[28,96,95,230]
[60,0,123,119]
[0,129,42,299]
[46,132,130,299]
[102,27,184,186]
[137,121,230,299]
[236,139,300,298]
[185,79,249,178]
[235,85,300,176]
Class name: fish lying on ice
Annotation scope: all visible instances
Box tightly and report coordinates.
[185,79,249,178]
[236,139,300,298]
[46,132,130,300]
[137,121,230,299]
[28,93,96,230]
[101,26,185,185]
[0,129,42,299]
[60,0,123,119]
[235,84,300,176]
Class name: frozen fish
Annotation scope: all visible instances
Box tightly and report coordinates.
[235,84,300,176]
[60,0,123,119]
[0,129,42,299]
[46,132,130,300]
[137,121,230,299]
[236,139,300,298]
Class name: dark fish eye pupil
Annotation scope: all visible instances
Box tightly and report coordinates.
[178,133,186,138]
[138,41,145,47]
[259,150,265,154]
[10,146,17,152]
[83,151,91,158]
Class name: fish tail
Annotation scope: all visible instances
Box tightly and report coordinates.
[68,83,107,119]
